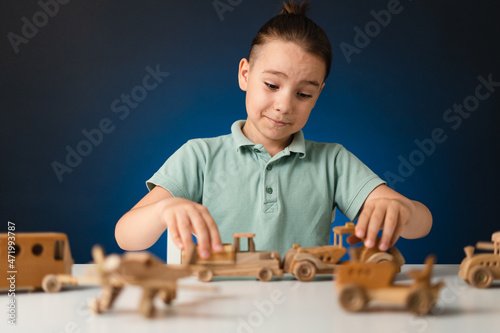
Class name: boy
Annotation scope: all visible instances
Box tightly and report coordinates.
[115,1,432,259]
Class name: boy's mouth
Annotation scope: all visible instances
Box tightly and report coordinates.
[266,116,290,127]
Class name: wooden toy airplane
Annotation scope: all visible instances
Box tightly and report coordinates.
[88,245,206,318]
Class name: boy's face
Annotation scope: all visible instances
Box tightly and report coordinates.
[238,39,325,148]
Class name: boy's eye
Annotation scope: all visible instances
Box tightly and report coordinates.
[297,92,312,99]
[265,82,279,90]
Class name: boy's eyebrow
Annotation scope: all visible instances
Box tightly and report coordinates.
[262,70,320,87]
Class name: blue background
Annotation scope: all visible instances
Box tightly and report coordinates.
[1,0,499,264]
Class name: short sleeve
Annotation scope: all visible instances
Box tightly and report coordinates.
[146,140,206,203]
[334,147,386,221]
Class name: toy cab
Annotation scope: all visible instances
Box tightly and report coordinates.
[185,233,283,282]
[0,233,73,291]
[282,222,405,281]
[458,231,500,288]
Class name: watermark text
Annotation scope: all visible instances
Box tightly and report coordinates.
[6,221,17,325]
[51,64,169,183]
[384,73,499,188]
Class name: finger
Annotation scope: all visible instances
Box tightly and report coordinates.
[177,212,195,252]
[390,203,411,248]
[197,205,223,252]
[189,209,212,259]
[167,218,184,250]
[379,205,399,251]
[389,214,406,248]
[356,203,374,239]
[388,226,402,249]
[365,205,386,248]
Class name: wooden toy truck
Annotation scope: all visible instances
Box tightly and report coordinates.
[186,233,283,282]
[458,231,500,288]
[335,252,444,315]
[283,222,405,281]
[0,233,73,291]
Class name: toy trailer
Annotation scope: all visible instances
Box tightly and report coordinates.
[282,222,405,282]
[186,233,283,282]
[335,254,443,316]
[458,231,500,288]
[0,232,73,291]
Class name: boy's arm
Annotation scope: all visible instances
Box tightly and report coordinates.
[354,184,433,251]
[114,186,222,258]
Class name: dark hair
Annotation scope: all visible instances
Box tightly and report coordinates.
[248,1,332,80]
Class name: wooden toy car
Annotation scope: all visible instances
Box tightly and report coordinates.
[335,251,444,315]
[458,231,500,288]
[282,222,405,281]
[88,245,197,318]
[0,232,74,291]
[185,233,283,282]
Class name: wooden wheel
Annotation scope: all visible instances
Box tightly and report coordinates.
[365,252,393,263]
[406,288,433,316]
[42,274,62,293]
[468,266,493,289]
[292,261,317,282]
[198,269,214,282]
[339,284,368,312]
[258,267,273,282]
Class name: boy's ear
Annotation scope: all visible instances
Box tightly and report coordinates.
[238,58,249,91]
[319,81,325,95]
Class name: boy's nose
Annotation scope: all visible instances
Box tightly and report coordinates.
[273,93,293,113]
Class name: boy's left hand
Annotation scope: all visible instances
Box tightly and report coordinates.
[354,185,415,251]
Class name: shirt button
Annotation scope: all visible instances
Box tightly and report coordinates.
[266,165,272,171]
[266,187,273,194]
[253,148,260,153]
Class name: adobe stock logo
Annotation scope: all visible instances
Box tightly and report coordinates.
[212,0,243,22]
[384,74,499,188]
[51,64,170,183]
[339,0,407,64]
[7,0,72,54]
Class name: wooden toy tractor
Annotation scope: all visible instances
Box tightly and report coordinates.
[186,233,283,282]
[335,252,444,316]
[458,231,500,288]
[282,222,405,281]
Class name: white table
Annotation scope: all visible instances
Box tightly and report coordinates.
[1,264,499,333]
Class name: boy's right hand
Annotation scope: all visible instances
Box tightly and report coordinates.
[160,197,223,259]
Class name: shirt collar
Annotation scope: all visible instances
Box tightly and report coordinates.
[231,120,306,158]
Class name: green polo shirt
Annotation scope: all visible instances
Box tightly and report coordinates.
[147,120,385,255]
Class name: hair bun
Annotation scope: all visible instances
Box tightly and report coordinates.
[280,1,310,16]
